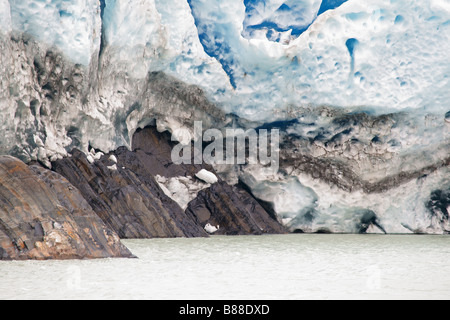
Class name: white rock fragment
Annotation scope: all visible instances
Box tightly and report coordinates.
[204,223,220,234]
[158,183,173,199]
[94,152,104,161]
[109,155,118,164]
[87,155,95,164]
[195,169,218,184]
[34,135,45,148]
[53,222,63,230]
[107,164,117,171]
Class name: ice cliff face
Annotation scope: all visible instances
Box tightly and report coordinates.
[0,0,448,234]
[0,0,230,167]
[187,0,450,118]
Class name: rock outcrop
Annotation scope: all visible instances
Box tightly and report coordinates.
[52,148,208,239]
[186,181,287,236]
[51,126,287,239]
[131,126,215,178]
[0,156,134,260]
[0,124,287,260]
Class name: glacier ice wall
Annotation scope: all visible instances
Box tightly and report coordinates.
[0,0,448,233]
[2,0,449,157]
[187,0,450,119]
[0,0,11,33]
[240,159,450,234]
[231,106,449,234]
[242,0,323,42]
[9,0,101,66]
[0,0,230,166]
[0,0,102,167]
[240,0,348,42]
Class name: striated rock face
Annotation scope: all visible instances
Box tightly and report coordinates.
[132,126,287,235]
[50,126,287,239]
[0,156,134,260]
[186,181,287,236]
[52,148,208,239]
[0,127,286,260]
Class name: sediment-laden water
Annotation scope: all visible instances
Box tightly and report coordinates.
[1,234,449,300]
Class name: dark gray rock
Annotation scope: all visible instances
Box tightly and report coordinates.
[52,149,208,239]
[427,189,450,232]
[357,210,387,234]
[186,181,287,236]
[133,126,287,236]
[131,126,215,178]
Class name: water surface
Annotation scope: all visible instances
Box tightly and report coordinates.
[1,234,449,300]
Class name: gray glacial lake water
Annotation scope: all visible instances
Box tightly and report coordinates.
[1,234,450,300]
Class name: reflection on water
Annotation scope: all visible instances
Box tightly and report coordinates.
[1,234,450,300]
